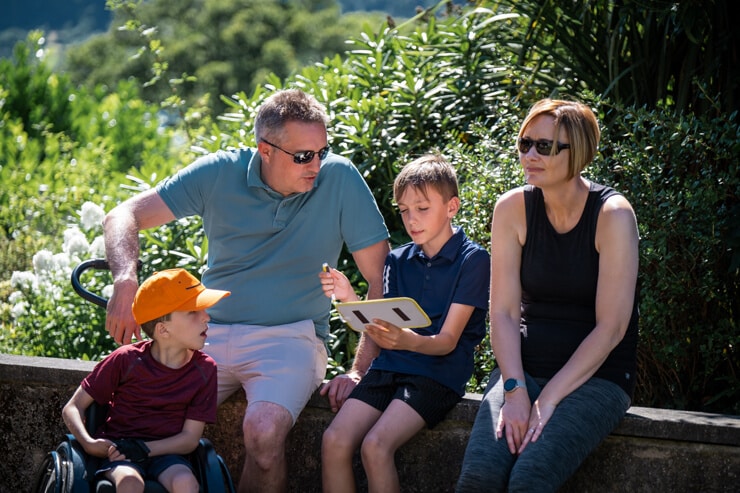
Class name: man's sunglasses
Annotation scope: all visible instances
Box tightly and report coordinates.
[261,138,330,165]
[517,137,570,155]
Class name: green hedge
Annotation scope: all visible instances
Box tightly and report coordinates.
[2,7,737,414]
[595,104,739,413]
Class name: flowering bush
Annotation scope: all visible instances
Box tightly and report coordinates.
[0,202,116,360]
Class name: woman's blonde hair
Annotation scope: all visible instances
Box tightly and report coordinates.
[518,99,601,179]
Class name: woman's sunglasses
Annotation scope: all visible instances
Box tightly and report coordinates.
[517,137,570,156]
[261,138,330,165]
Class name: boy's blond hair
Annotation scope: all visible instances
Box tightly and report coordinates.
[393,154,459,203]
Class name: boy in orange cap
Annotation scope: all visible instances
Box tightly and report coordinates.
[62,269,230,493]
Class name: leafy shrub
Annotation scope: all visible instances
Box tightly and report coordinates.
[0,34,197,360]
[210,10,739,410]
[0,34,183,277]
[0,203,115,360]
[592,102,740,413]
[3,4,738,414]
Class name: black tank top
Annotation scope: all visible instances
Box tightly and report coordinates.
[520,183,638,397]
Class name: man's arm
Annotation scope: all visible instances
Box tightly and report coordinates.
[320,239,389,412]
[103,189,176,344]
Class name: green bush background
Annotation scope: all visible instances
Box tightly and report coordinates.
[1,1,737,414]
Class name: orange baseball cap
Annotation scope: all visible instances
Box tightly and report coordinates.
[132,268,231,325]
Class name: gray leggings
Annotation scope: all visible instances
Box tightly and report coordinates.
[456,369,630,493]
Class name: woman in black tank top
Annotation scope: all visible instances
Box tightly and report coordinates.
[457,99,640,493]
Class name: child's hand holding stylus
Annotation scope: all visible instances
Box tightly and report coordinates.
[320,263,360,303]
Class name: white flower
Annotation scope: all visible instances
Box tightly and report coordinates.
[10,300,29,319]
[8,291,24,304]
[102,284,114,299]
[46,282,64,300]
[79,202,106,231]
[89,236,106,258]
[32,250,55,275]
[63,227,90,258]
[11,271,37,291]
[52,253,73,281]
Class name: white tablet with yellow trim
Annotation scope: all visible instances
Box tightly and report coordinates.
[335,297,431,333]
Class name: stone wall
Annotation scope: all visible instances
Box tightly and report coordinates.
[2,354,739,493]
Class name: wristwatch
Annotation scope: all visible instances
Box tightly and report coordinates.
[503,378,526,393]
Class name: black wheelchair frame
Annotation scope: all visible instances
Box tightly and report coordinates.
[33,259,236,493]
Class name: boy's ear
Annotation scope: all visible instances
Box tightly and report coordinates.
[447,196,461,217]
[155,321,169,338]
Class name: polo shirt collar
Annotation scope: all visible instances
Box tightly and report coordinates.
[246,149,269,190]
[406,227,467,262]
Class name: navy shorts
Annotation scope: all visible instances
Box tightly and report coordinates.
[97,453,193,482]
[349,369,461,428]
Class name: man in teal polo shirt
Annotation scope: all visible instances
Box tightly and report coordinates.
[102,89,390,493]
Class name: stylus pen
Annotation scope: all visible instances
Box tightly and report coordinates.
[322,263,336,304]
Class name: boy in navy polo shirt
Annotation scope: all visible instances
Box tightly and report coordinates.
[319,154,490,493]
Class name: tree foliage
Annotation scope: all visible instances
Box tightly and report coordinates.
[61,0,385,116]
[490,0,739,115]
[1,0,737,414]
[189,3,740,412]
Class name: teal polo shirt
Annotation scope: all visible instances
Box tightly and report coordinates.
[156,148,389,340]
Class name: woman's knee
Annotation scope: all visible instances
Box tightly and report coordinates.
[507,461,563,493]
[456,455,510,493]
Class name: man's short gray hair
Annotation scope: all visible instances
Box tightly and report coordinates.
[254,89,329,143]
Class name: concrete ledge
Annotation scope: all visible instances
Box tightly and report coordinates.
[2,354,739,493]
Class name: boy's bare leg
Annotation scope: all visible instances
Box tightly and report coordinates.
[322,399,383,493]
[239,401,293,493]
[158,463,199,493]
[106,465,145,493]
[361,400,426,493]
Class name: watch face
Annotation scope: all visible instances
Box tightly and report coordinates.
[504,378,525,392]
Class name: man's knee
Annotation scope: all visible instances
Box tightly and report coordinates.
[242,402,293,453]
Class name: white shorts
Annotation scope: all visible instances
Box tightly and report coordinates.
[204,319,328,423]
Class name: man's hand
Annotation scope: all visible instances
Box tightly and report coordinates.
[319,371,363,413]
[105,280,141,345]
[112,438,150,463]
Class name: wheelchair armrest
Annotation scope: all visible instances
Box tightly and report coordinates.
[190,438,236,493]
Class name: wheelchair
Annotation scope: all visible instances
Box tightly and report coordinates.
[33,402,235,492]
[33,259,236,493]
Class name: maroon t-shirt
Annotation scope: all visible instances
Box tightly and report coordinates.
[82,340,217,440]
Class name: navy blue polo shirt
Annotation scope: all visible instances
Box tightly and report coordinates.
[369,228,490,395]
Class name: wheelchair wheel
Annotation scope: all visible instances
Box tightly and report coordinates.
[33,449,63,493]
[33,440,88,493]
